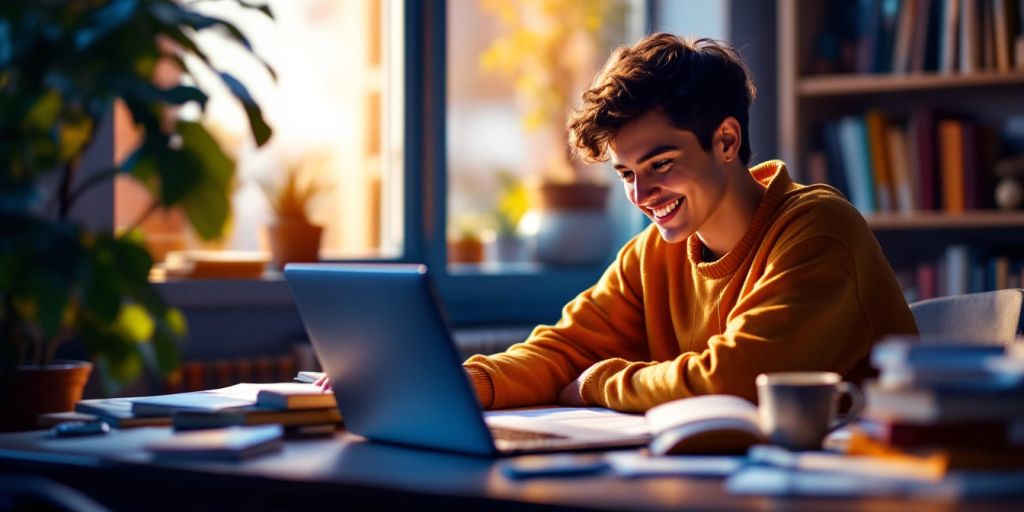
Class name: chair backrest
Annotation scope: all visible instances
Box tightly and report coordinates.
[909,289,1024,345]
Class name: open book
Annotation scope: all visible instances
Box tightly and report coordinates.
[484,395,765,456]
[645,395,766,455]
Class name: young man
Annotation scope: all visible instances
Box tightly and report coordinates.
[460,33,918,413]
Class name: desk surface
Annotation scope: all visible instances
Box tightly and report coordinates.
[0,427,1021,512]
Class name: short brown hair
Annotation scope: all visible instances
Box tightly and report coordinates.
[568,33,756,165]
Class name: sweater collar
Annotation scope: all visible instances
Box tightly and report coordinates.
[687,160,792,279]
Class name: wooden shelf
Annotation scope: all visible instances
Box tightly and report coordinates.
[864,211,1024,231]
[798,71,1024,97]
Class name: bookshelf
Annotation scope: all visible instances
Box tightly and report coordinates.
[778,0,1024,300]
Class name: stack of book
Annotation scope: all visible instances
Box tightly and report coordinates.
[42,374,340,434]
[857,337,1024,470]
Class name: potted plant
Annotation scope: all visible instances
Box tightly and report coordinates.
[0,0,273,430]
[489,170,529,262]
[260,155,332,269]
[480,0,628,264]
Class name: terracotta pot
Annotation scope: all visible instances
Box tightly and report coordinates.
[0,360,92,432]
[538,182,609,211]
[267,218,323,269]
[449,235,485,263]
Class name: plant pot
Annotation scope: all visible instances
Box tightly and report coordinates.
[449,235,485,264]
[0,360,92,432]
[267,218,323,270]
[534,182,612,265]
[488,234,526,263]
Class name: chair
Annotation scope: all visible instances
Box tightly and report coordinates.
[909,289,1024,345]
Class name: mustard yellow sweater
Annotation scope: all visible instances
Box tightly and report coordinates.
[464,161,918,413]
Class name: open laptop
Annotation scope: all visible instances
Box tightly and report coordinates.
[283,263,651,456]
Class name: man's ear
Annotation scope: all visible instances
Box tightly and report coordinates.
[715,117,742,163]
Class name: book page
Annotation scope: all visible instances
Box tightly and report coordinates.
[645,395,760,437]
[485,407,651,441]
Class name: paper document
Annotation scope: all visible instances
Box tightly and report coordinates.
[484,407,651,441]
[605,452,746,477]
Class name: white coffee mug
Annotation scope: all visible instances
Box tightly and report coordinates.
[755,371,864,451]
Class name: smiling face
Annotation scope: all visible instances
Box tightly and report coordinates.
[609,109,731,244]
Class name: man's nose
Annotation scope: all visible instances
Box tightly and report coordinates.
[632,172,660,205]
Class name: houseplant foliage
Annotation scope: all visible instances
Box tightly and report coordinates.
[0,0,273,391]
[480,0,627,183]
[259,154,332,268]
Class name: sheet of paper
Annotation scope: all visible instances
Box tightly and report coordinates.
[605,452,746,477]
[484,407,651,441]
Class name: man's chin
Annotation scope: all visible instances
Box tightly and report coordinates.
[656,226,689,244]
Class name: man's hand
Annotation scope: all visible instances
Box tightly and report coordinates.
[314,375,332,392]
[558,364,599,407]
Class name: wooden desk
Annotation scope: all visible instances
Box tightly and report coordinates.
[0,427,1019,512]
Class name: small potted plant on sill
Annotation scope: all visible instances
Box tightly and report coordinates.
[480,0,629,264]
[488,170,529,262]
[0,0,273,430]
[260,155,333,270]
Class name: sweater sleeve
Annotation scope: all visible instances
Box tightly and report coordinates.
[463,237,648,409]
[580,235,875,412]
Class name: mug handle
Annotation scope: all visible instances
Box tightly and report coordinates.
[828,381,864,432]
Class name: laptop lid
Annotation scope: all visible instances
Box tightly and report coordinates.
[284,263,497,456]
[285,263,651,456]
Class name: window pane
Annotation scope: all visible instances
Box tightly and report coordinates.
[115,0,404,271]
[446,0,641,267]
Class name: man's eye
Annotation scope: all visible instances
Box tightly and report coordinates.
[651,159,672,172]
[617,171,634,182]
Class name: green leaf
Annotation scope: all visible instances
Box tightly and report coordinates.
[58,114,94,161]
[112,235,153,287]
[115,303,155,343]
[151,325,183,376]
[74,0,139,51]
[23,89,61,131]
[219,72,272,146]
[162,85,208,108]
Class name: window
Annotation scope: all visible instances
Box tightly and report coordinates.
[114,0,404,268]
[446,0,646,268]
[106,0,648,327]
[435,0,648,325]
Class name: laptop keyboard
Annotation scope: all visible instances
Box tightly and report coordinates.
[489,426,568,442]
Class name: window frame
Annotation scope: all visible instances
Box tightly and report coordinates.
[91,0,649,327]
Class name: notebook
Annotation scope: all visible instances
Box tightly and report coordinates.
[283,263,651,456]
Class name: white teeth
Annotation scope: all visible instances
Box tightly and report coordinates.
[652,198,682,218]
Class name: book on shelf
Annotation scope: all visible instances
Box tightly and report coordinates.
[885,123,917,213]
[909,109,939,211]
[865,110,895,212]
[892,0,918,73]
[837,115,877,213]
[172,406,341,431]
[937,119,967,212]
[941,0,962,73]
[146,424,284,462]
[821,121,852,198]
[960,0,983,73]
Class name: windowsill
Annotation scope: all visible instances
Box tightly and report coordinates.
[152,274,293,308]
[151,261,609,325]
